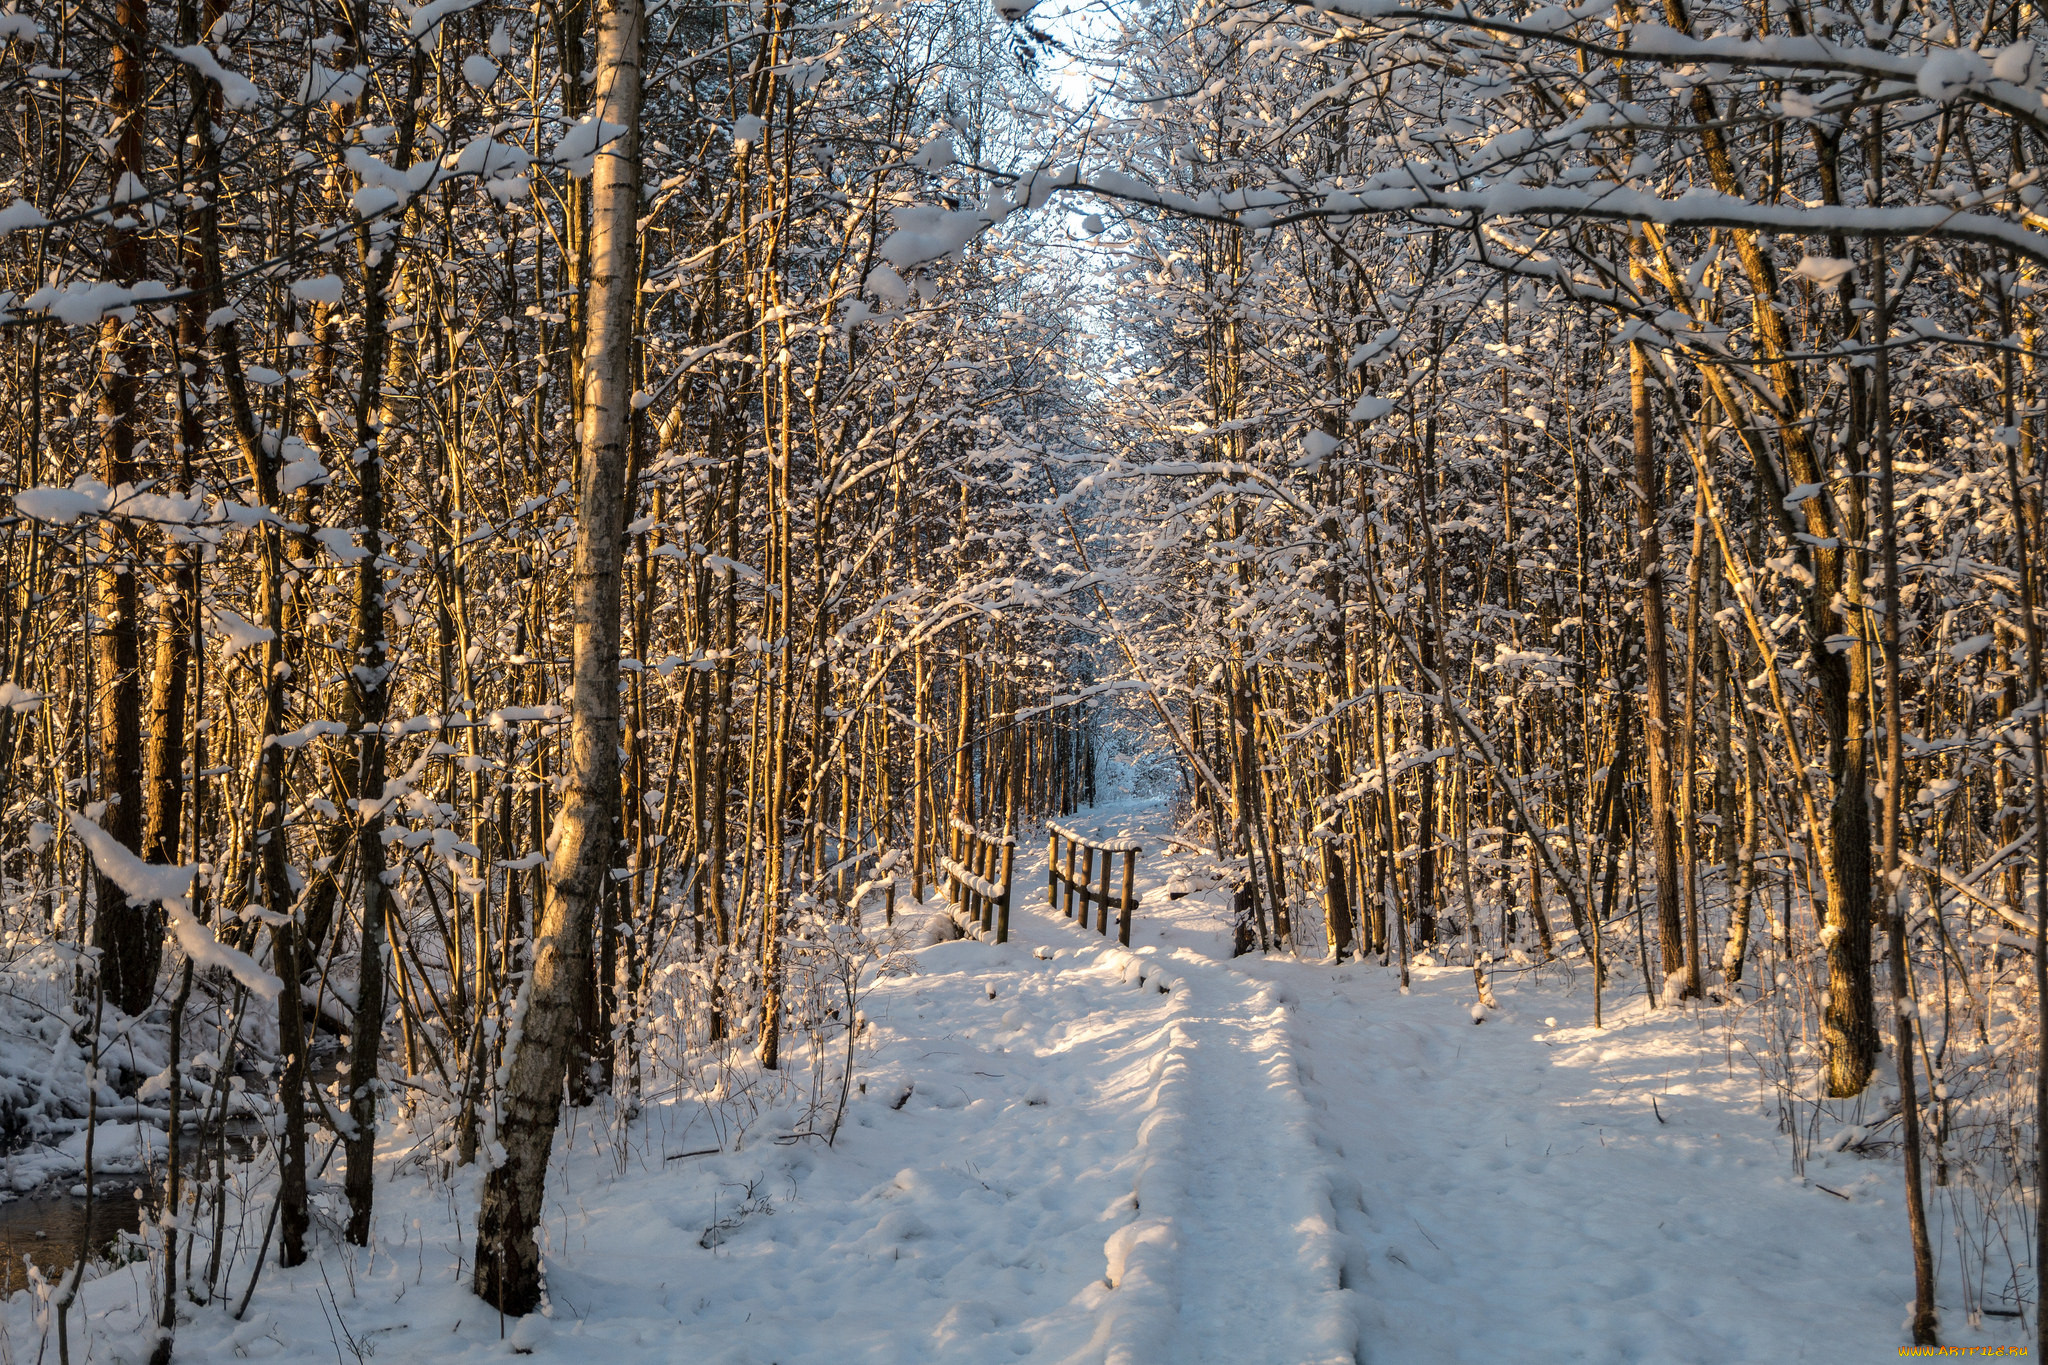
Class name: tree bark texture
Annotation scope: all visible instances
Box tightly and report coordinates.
[472,0,640,1315]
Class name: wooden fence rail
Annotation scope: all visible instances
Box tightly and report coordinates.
[941,817,1016,942]
[1047,823,1143,946]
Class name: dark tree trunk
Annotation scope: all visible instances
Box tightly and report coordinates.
[1629,335,1687,996]
[91,0,160,1020]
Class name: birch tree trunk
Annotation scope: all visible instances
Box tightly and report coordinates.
[472,0,640,1314]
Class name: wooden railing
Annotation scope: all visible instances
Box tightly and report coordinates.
[941,817,1016,943]
[1047,823,1143,946]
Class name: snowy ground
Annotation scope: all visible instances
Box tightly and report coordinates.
[5,798,2022,1362]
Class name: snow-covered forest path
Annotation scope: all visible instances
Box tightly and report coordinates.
[1017,800,1964,1363]
[21,800,1995,1363]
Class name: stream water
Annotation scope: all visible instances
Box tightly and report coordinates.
[0,1186,143,1295]
[0,1057,346,1297]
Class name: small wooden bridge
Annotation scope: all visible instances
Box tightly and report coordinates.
[1047,823,1143,946]
[941,817,1016,942]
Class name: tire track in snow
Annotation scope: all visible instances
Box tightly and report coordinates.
[1164,968,1361,1365]
[1032,914,1363,1365]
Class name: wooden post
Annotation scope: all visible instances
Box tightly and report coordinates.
[1064,837,1078,918]
[1079,844,1094,927]
[1097,845,1112,935]
[947,822,960,911]
[960,835,973,925]
[1119,850,1136,947]
[980,836,996,934]
[972,836,988,931]
[1047,831,1058,910]
[988,838,1001,934]
[996,841,1015,943]
[978,838,987,932]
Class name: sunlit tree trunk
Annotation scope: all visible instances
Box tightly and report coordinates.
[473,0,640,1313]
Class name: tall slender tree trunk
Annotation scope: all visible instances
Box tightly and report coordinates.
[911,644,928,900]
[1871,231,1938,1346]
[342,47,423,1249]
[1653,45,1876,1079]
[91,0,159,1020]
[1629,333,1687,996]
[472,0,640,1313]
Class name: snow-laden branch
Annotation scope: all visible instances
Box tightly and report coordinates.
[67,812,281,999]
[1325,3,2048,132]
[882,148,2048,284]
[164,42,265,108]
[1079,173,2048,269]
